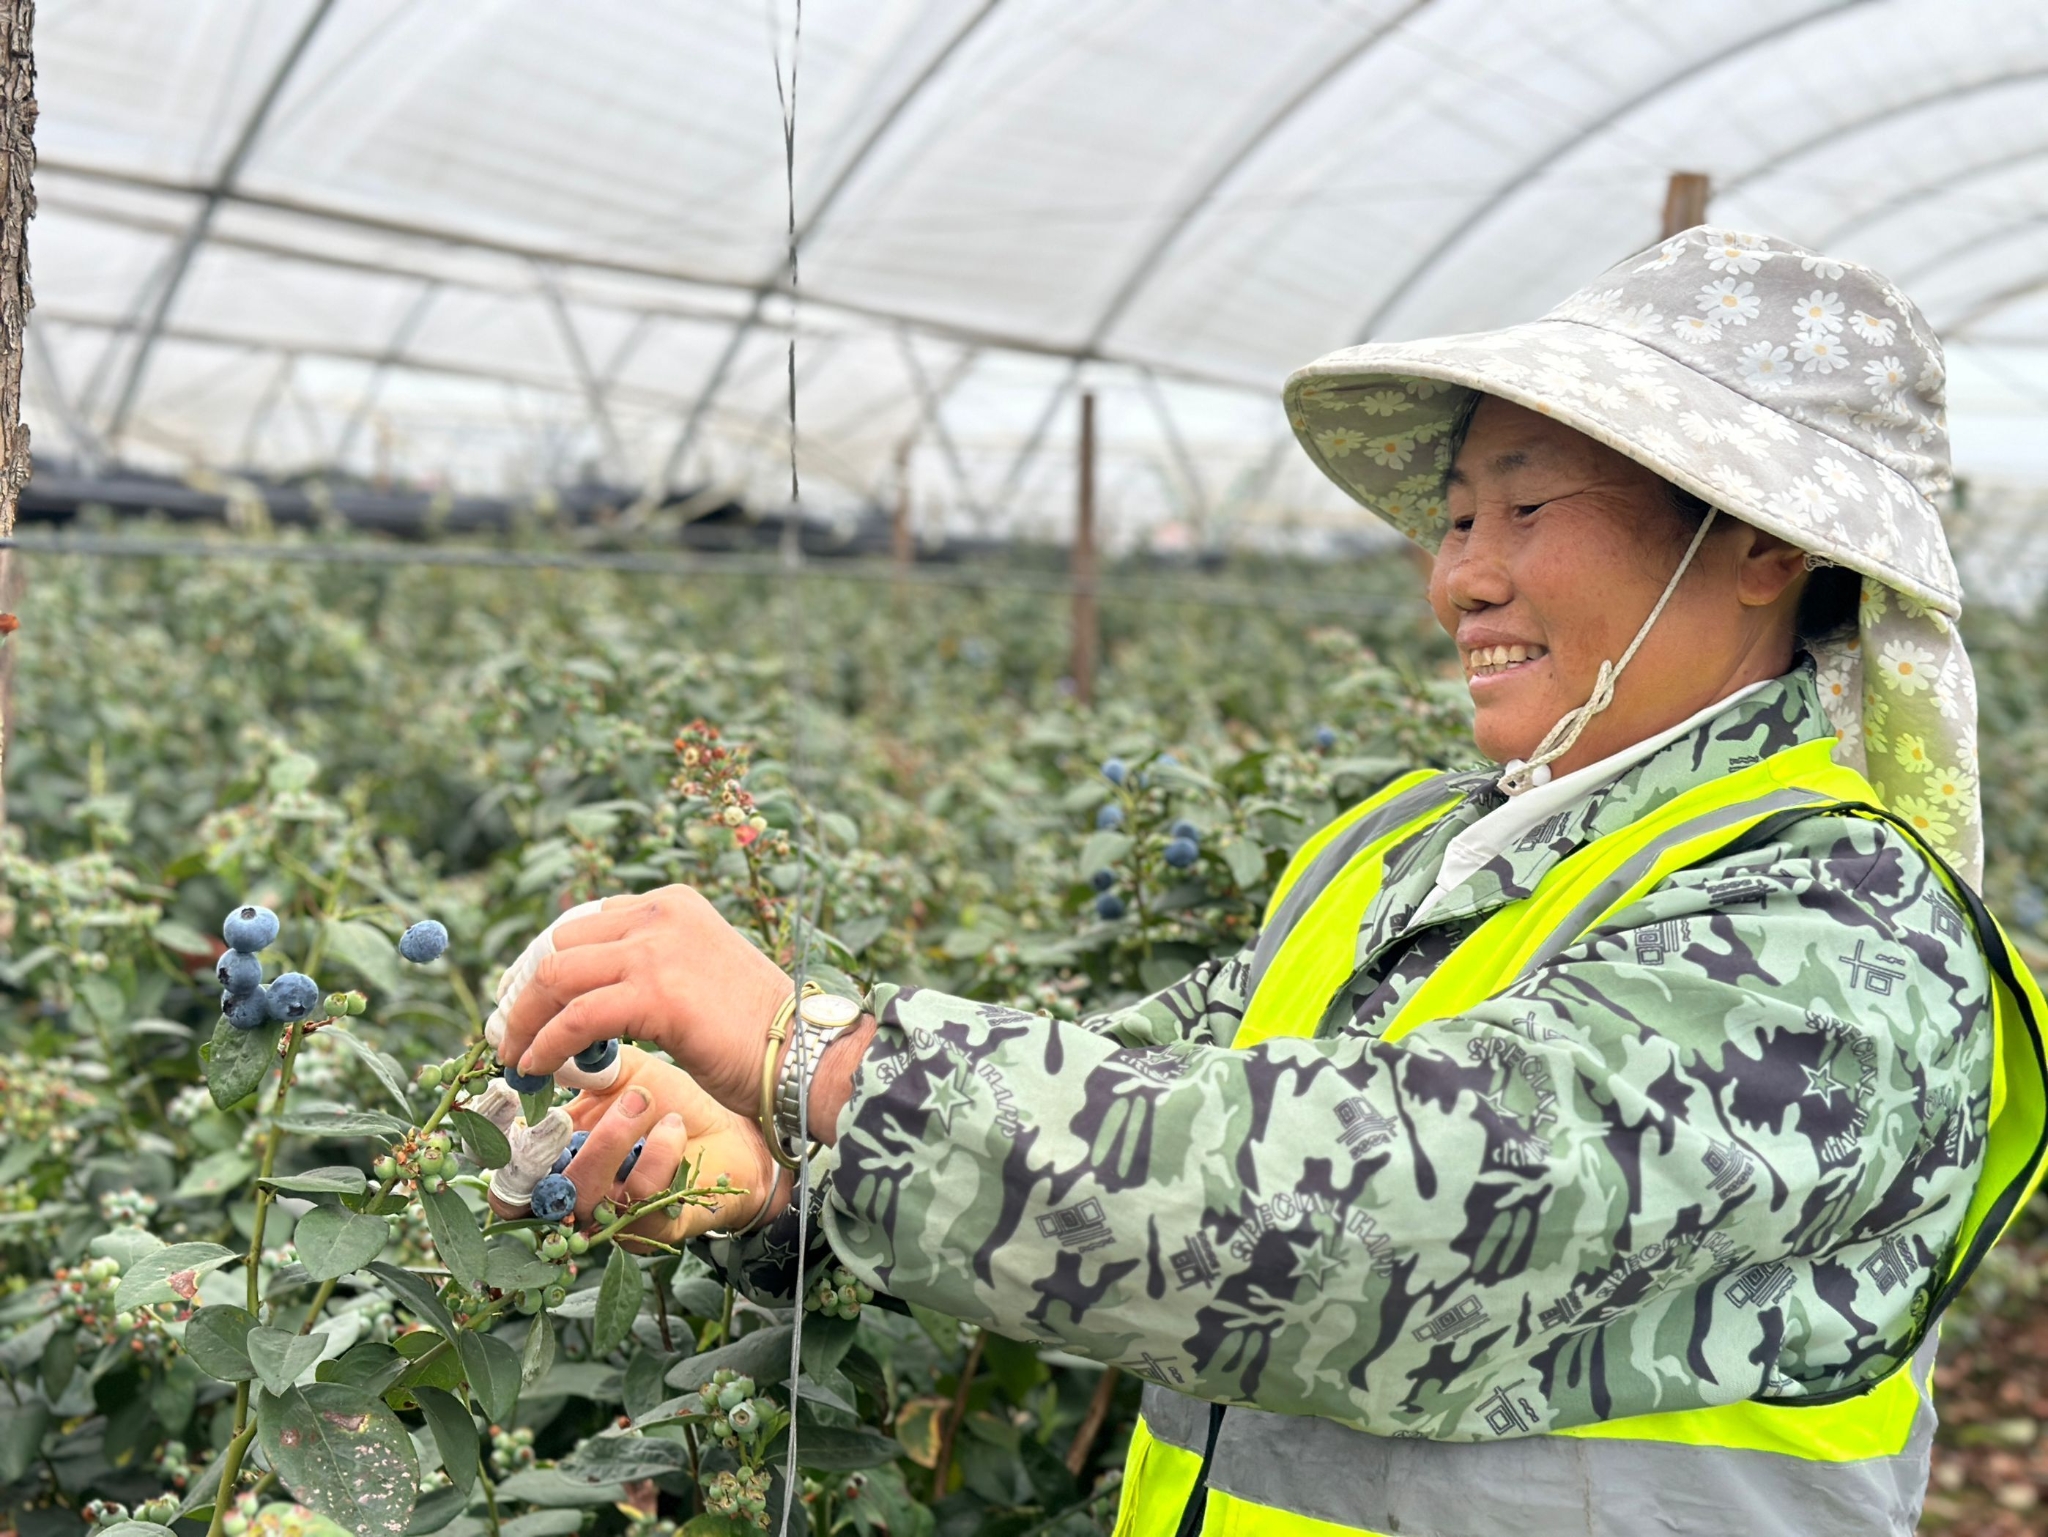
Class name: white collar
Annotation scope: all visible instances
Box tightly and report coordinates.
[1407,679,1773,928]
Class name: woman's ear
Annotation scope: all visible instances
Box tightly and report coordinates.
[1733,526,1809,609]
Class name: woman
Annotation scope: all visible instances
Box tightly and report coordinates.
[487,227,2048,1537]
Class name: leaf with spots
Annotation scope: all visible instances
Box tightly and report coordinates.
[113,1242,238,1314]
[257,1383,418,1537]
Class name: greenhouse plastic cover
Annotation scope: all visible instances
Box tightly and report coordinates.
[25,0,2048,549]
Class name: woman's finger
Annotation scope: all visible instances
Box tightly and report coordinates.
[621,1113,688,1205]
[493,942,632,1065]
[566,1084,662,1223]
[517,983,647,1076]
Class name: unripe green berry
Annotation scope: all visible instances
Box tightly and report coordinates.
[373,1155,397,1181]
[545,1285,566,1307]
[419,1065,443,1090]
[518,1290,542,1315]
[567,1232,589,1255]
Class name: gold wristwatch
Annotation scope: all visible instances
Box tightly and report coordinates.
[762,984,864,1169]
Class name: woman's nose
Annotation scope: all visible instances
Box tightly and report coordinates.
[1437,521,1513,612]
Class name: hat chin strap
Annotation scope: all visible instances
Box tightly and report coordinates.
[1497,506,1718,797]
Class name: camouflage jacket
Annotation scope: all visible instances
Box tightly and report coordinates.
[709,666,1994,1439]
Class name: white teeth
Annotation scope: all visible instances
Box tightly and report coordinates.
[1466,644,1547,675]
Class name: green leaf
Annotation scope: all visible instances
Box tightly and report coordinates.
[784,1420,903,1471]
[114,1242,238,1313]
[88,1224,166,1270]
[448,1109,511,1170]
[261,1165,369,1197]
[318,1341,406,1395]
[665,1325,794,1394]
[0,1399,48,1483]
[294,1206,389,1281]
[247,1326,330,1396]
[174,1148,256,1201]
[519,1089,554,1128]
[40,1326,76,1397]
[492,1469,629,1508]
[258,1384,419,1537]
[417,1189,486,1291]
[184,1304,258,1382]
[322,918,404,997]
[1077,830,1132,879]
[520,1311,556,1388]
[622,1348,681,1421]
[454,1329,522,1424]
[557,1431,690,1482]
[403,1486,468,1537]
[799,1313,860,1381]
[1222,836,1268,890]
[592,1245,644,1358]
[672,1276,728,1317]
[327,1028,416,1115]
[414,1386,479,1498]
[203,1014,281,1109]
[279,1106,412,1139]
[499,1515,587,1537]
[369,1262,456,1336]
[833,913,890,958]
[483,1238,559,1294]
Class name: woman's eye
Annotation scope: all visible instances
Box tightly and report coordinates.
[1514,502,1547,518]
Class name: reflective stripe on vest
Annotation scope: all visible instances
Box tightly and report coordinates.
[1117,739,2048,1537]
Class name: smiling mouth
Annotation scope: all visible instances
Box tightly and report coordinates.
[1464,643,1549,680]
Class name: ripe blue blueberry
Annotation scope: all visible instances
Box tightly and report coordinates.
[617,1139,645,1181]
[264,972,321,1022]
[222,904,280,955]
[1100,758,1127,785]
[216,949,262,998]
[222,991,270,1031]
[503,1066,552,1094]
[1094,892,1127,921]
[1163,837,1200,870]
[1313,724,1338,750]
[1168,820,1200,842]
[1095,804,1124,831]
[530,1173,577,1224]
[552,1129,590,1176]
[574,1038,619,1074]
[398,919,449,965]
[1090,868,1116,892]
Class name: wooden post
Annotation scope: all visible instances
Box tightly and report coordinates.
[1661,172,1710,239]
[1070,391,1097,707]
[891,437,913,570]
[0,0,35,832]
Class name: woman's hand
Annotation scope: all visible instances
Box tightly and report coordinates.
[487,1045,779,1246]
[493,886,790,1120]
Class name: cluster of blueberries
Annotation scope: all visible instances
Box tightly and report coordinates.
[528,1127,644,1224]
[1089,757,1202,921]
[216,907,448,1031]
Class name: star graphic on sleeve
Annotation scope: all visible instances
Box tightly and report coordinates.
[1292,1235,1345,1292]
[927,1063,976,1133]
[1801,1060,1847,1107]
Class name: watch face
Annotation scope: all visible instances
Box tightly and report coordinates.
[799,992,863,1030]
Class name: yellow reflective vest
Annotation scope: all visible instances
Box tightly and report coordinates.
[1115,737,2048,1537]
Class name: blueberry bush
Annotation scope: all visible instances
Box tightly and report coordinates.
[4,527,2043,1536]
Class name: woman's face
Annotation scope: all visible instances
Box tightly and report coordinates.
[1428,396,1807,775]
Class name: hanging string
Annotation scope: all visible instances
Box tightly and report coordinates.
[765,3,812,1533]
[1496,506,1717,796]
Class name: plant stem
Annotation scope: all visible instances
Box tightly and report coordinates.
[248,1023,308,1313]
[203,1388,257,1537]
[1064,1365,1121,1477]
[930,1328,984,1502]
[477,1462,504,1537]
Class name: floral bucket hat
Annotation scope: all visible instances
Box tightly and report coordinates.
[1284,225,1982,884]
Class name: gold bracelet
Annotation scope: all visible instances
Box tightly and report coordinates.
[760,981,822,1168]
